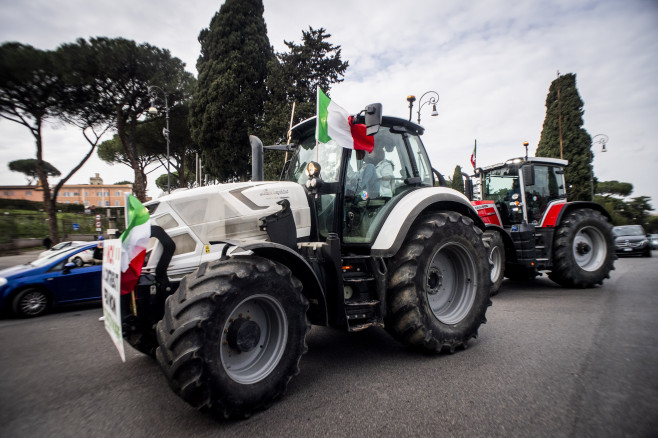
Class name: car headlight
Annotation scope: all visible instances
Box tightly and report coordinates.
[0,277,7,288]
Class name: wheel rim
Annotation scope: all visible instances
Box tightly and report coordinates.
[489,244,503,284]
[425,242,477,325]
[19,290,47,316]
[573,226,607,271]
[74,258,82,267]
[220,294,288,384]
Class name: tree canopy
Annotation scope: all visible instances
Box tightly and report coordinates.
[58,37,195,200]
[536,73,593,201]
[190,0,273,182]
[8,159,61,185]
[595,180,633,198]
[1,42,70,242]
[260,27,349,179]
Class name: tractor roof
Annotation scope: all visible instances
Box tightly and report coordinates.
[290,115,425,140]
[480,156,568,172]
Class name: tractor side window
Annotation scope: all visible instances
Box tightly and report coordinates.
[406,135,433,186]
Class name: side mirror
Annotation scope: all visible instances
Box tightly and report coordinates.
[522,164,535,186]
[63,262,75,273]
[364,103,382,136]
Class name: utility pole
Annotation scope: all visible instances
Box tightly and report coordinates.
[557,71,564,160]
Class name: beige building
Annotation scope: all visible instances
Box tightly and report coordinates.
[0,173,133,208]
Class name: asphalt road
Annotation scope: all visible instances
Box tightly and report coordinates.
[1,254,657,437]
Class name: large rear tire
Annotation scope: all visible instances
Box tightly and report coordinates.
[482,230,505,295]
[155,256,310,419]
[385,212,492,353]
[548,208,615,288]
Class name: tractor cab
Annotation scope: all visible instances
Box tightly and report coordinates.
[284,115,435,245]
[476,156,568,227]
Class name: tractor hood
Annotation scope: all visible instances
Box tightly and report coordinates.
[148,181,311,246]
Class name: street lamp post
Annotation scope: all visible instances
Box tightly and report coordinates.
[590,134,609,199]
[592,134,609,153]
[407,91,439,124]
[148,85,171,194]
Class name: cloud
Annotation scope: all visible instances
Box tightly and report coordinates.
[1,0,657,207]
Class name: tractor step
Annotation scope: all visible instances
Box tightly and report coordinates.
[345,300,383,332]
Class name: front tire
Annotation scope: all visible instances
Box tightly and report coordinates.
[155,256,310,419]
[386,212,492,353]
[13,288,49,317]
[548,209,615,288]
[482,230,505,295]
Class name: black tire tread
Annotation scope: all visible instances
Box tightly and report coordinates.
[548,208,615,288]
[155,256,310,419]
[482,230,505,295]
[385,212,492,354]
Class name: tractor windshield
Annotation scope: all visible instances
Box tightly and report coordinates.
[482,165,523,224]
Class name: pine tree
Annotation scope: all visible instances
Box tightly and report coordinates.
[260,27,348,179]
[451,165,465,194]
[536,73,593,201]
[189,0,273,182]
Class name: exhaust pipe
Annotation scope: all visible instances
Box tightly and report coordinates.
[250,135,264,181]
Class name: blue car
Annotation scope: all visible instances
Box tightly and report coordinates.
[0,243,103,317]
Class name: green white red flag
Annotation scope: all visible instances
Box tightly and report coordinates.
[316,88,374,153]
[120,195,150,295]
[471,139,477,169]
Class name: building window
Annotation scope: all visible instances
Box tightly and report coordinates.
[116,191,121,196]
[97,192,102,197]
[73,192,79,196]
[115,201,120,206]
[105,201,110,206]
[26,190,32,196]
[85,191,89,196]
[85,201,90,207]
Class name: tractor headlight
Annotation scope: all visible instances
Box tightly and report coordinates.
[306,161,321,178]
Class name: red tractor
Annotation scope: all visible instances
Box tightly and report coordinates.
[468,155,615,294]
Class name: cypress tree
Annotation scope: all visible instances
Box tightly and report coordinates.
[451,165,465,194]
[189,0,273,182]
[536,73,593,201]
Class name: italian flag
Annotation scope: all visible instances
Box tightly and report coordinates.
[120,195,151,295]
[316,88,374,153]
[471,139,477,169]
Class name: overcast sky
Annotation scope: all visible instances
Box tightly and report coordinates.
[1,0,657,209]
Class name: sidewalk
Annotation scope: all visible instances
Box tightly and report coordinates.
[0,248,43,270]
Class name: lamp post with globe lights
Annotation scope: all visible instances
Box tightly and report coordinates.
[592,134,609,153]
[407,91,439,124]
[591,134,609,199]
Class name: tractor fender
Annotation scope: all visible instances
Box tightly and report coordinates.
[371,187,485,257]
[552,201,612,228]
[219,240,328,326]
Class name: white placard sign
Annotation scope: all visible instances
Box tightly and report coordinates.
[102,239,125,362]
